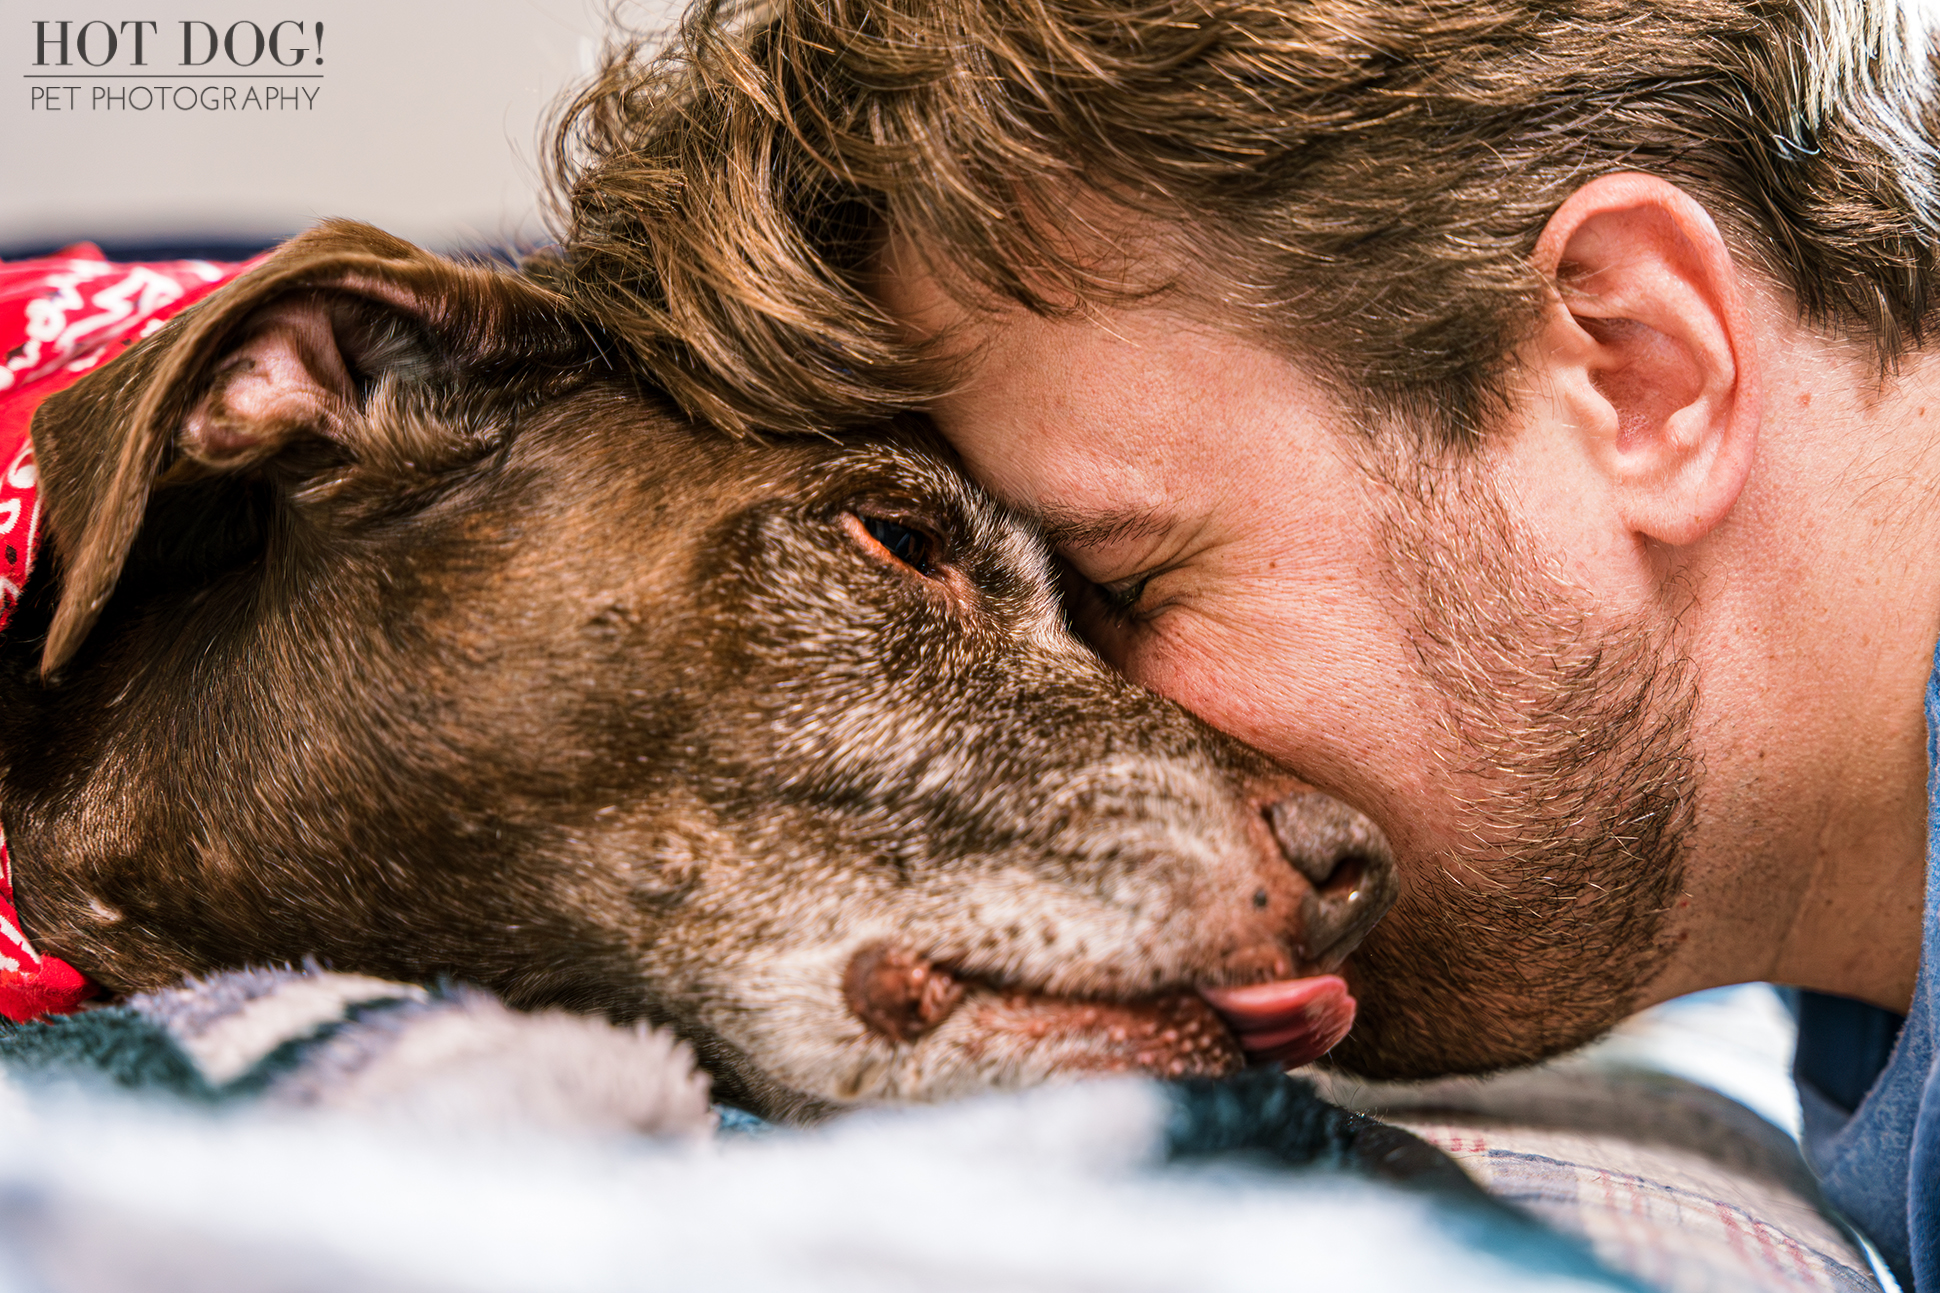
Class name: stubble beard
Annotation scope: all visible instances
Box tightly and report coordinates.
[1327,452,1701,1080]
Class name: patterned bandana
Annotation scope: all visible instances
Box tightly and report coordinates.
[0,245,254,1022]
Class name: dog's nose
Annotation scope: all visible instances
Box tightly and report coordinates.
[1267,792,1398,966]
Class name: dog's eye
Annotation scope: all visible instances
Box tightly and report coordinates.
[861,516,938,577]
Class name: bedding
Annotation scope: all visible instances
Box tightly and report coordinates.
[0,970,1875,1292]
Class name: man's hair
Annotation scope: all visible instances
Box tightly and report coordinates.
[550,0,1940,445]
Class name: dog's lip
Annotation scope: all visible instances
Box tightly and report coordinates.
[962,983,1242,1078]
[939,962,1356,1070]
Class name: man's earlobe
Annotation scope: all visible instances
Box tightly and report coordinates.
[1530,172,1761,548]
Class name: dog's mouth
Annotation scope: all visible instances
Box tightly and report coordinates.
[843,944,1356,1076]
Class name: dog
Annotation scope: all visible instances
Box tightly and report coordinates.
[0,221,1396,1122]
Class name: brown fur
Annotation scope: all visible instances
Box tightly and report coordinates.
[0,222,1393,1121]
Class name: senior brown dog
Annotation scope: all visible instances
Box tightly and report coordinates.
[0,221,1394,1121]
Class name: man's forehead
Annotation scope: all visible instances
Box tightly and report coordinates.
[877,226,1184,354]
[876,233,992,353]
[876,231,1351,547]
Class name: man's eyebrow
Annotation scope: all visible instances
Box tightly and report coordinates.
[1023,504,1172,550]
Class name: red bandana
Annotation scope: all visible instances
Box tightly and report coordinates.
[0,245,255,1022]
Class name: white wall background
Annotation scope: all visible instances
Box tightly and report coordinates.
[3,0,679,252]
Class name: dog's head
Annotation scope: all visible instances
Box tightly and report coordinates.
[1,222,1396,1120]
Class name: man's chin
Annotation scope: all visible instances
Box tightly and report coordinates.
[1322,981,1635,1080]
[1320,900,1674,1080]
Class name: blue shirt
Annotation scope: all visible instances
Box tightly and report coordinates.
[1794,638,1940,1290]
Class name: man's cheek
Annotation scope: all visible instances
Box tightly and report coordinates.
[1129,618,1445,820]
[1120,621,1291,753]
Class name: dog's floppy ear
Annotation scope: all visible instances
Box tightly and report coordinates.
[30,219,579,678]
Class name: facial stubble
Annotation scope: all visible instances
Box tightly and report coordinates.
[1328,456,1700,1080]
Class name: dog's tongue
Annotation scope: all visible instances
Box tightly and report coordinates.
[1198,975,1356,1068]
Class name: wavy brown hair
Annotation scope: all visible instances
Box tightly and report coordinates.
[547,0,1940,445]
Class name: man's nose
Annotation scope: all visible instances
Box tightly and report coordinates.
[1268,792,1399,966]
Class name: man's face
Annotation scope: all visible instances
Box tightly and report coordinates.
[885,272,1701,1076]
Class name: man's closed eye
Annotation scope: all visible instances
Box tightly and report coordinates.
[1094,573,1153,619]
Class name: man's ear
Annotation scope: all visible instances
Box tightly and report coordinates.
[1527,172,1762,548]
[29,219,579,677]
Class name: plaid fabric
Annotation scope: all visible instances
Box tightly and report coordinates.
[1317,1063,1879,1293]
[1404,1120,1875,1293]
